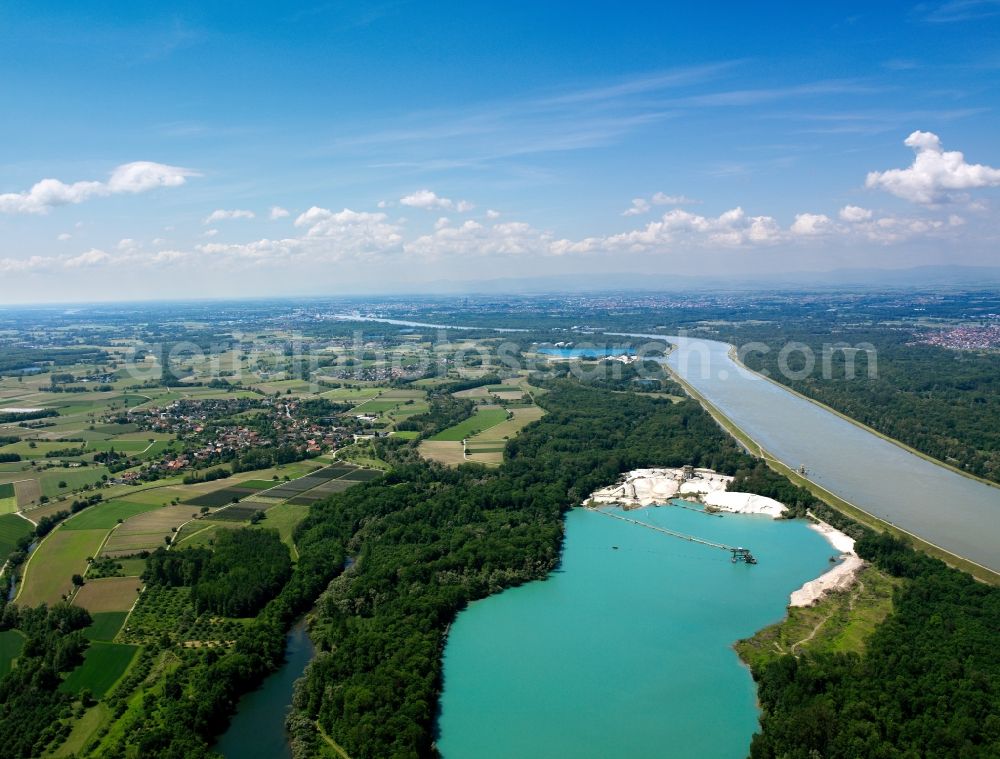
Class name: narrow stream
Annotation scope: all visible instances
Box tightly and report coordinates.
[214,620,315,759]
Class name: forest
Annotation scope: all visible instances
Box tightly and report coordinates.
[749,532,1000,758]
[144,530,293,617]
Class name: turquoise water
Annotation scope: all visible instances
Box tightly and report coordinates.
[437,506,835,758]
[215,620,315,759]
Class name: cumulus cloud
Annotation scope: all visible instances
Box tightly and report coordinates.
[65,249,111,268]
[839,205,873,222]
[485,209,501,219]
[399,189,474,212]
[0,256,55,274]
[204,208,255,224]
[405,220,551,259]
[0,161,197,214]
[791,213,835,235]
[555,207,782,255]
[866,131,1000,204]
[196,207,404,268]
[292,207,402,251]
[269,206,290,219]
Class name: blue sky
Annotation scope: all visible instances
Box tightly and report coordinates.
[2,1,1000,301]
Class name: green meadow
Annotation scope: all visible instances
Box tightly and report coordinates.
[430,408,509,441]
[60,642,138,698]
[63,501,159,531]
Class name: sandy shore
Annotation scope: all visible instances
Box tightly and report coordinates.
[789,519,864,607]
[587,467,785,518]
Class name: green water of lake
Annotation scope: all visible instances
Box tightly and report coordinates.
[437,505,836,758]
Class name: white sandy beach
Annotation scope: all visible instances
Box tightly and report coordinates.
[789,519,864,607]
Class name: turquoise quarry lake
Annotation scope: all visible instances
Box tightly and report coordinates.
[437,505,835,758]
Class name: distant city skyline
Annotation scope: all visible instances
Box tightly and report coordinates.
[2,1,1000,302]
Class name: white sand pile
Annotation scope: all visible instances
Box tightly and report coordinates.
[587,467,785,518]
[703,491,786,518]
[789,520,864,607]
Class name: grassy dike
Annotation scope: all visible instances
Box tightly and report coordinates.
[664,364,1000,586]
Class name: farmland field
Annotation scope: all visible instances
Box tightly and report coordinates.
[84,612,129,642]
[18,528,108,607]
[84,440,152,453]
[184,484,268,508]
[464,405,546,466]
[59,641,138,698]
[39,468,110,498]
[100,505,197,557]
[0,482,16,514]
[14,478,42,508]
[63,500,159,530]
[212,501,271,522]
[173,520,236,548]
[418,440,467,466]
[257,503,308,557]
[0,513,32,563]
[430,407,509,441]
[339,468,383,482]
[73,577,142,613]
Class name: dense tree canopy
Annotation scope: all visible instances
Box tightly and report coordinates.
[750,533,1000,758]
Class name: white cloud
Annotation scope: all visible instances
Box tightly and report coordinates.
[405,220,550,259]
[269,206,290,219]
[839,205,873,222]
[202,228,219,237]
[622,198,651,216]
[65,249,111,268]
[0,256,55,273]
[623,192,698,216]
[554,206,783,254]
[0,161,197,215]
[204,208,255,224]
[486,209,501,219]
[117,238,138,250]
[434,217,450,230]
[292,206,403,251]
[651,192,697,205]
[866,131,1000,204]
[790,213,834,235]
[57,233,72,241]
[399,189,473,212]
